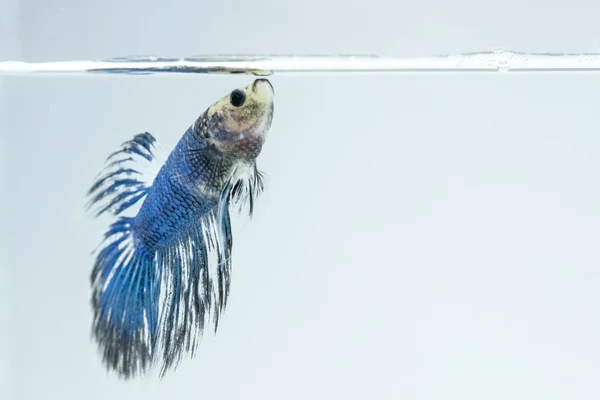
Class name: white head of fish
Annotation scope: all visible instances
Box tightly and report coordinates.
[201,78,274,157]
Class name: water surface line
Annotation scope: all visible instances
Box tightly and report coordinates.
[3,50,600,76]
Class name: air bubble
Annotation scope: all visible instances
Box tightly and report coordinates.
[497,61,510,72]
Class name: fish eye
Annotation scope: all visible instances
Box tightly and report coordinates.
[230,89,246,107]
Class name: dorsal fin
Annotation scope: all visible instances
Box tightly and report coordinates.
[87,132,158,217]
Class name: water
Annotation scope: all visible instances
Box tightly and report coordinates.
[3,55,600,399]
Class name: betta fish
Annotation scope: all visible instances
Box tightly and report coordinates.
[86,79,275,379]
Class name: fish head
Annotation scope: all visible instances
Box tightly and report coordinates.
[199,79,274,160]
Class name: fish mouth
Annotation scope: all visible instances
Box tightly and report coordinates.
[252,78,274,95]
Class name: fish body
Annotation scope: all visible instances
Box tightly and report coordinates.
[87,79,275,378]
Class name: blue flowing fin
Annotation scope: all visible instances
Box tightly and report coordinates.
[154,220,214,377]
[87,132,158,217]
[90,217,161,379]
[153,166,264,378]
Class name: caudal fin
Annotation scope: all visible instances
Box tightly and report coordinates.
[90,216,160,379]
